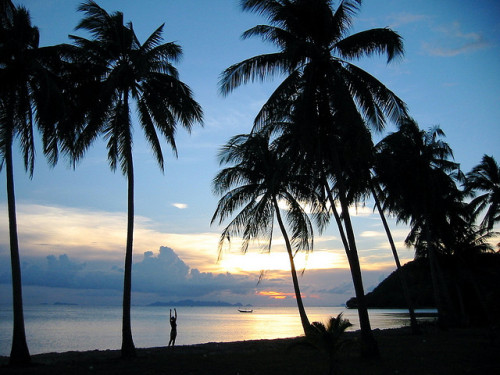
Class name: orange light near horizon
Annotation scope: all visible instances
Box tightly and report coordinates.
[257,290,302,300]
[218,249,347,274]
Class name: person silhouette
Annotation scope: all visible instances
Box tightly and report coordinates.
[168,308,177,347]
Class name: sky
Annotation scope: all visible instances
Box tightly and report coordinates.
[1,0,499,308]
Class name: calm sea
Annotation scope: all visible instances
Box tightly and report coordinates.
[0,305,436,356]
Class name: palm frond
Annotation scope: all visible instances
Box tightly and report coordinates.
[330,0,361,39]
[342,62,408,127]
[219,52,289,96]
[241,0,284,20]
[335,28,404,63]
[137,98,165,171]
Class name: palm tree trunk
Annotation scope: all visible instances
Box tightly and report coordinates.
[322,174,349,253]
[426,231,447,328]
[337,191,379,358]
[370,183,420,334]
[121,155,136,358]
[325,160,379,357]
[424,224,458,329]
[5,139,31,365]
[272,197,311,335]
[325,177,382,344]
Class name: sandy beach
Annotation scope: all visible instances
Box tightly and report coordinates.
[1,325,498,374]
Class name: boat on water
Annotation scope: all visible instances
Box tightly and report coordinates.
[238,308,253,313]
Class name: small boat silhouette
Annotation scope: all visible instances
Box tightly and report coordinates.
[238,308,253,313]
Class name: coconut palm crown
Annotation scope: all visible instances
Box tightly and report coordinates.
[465,155,500,231]
[220,0,406,132]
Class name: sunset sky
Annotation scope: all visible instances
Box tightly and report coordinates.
[1,0,499,307]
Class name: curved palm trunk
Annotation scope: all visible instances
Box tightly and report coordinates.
[337,192,379,358]
[370,183,420,334]
[5,139,31,365]
[272,197,311,335]
[322,174,349,253]
[324,170,379,357]
[121,155,136,358]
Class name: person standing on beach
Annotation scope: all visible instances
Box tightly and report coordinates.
[168,309,177,347]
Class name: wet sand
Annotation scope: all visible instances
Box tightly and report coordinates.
[1,325,498,374]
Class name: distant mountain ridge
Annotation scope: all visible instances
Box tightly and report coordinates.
[148,300,248,307]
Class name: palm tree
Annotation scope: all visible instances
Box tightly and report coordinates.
[308,313,353,375]
[374,118,463,327]
[0,4,69,365]
[465,155,500,230]
[369,180,420,334]
[211,132,324,335]
[219,0,407,357]
[70,1,202,358]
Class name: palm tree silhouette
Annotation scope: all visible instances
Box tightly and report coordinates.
[465,155,500,231]
[212,132,324,335]
[308,313,353,375]
[0,4,70,365]
[369,180,420,334]
[374,118,463,328]
[70,1,202,358]
[219,0,407,357]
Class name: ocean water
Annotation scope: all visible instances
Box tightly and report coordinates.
[0,305,436,356]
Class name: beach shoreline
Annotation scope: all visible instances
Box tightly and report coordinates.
[1,325,498,374]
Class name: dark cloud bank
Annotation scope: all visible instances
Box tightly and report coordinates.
[0,246,388,306]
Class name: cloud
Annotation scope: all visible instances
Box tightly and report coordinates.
[319,282,354,295]
[387,12,430,28]
[360,230,385,238]
[1,202,400,275]
[132,246,257,297]
[0,246,400,307]
[218,249,346,273]
[424,22,491,57]
[0,202,410,307]
[172,203,188,209]
[0,246,259,302]
[0,203,222,271]
[257,290,297,300]
[0,254,89,288]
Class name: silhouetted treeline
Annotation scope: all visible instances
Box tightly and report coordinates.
[347,253,500,325]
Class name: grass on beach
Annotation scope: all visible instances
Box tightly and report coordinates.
[1,325,499,374]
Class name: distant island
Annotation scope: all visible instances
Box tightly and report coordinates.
[148,300,250,307]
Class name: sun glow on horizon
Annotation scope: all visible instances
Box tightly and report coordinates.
[257,291,295,300]
[218,249,347,274]
[256,290,321,300]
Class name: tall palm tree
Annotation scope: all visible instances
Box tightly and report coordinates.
[219,0,407,357]
[211,132,324,335]
[70,1,202,358]
[369,180,420,333]
[465,155,500,230]
[374,118,463,327]
[0,4,69,365]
